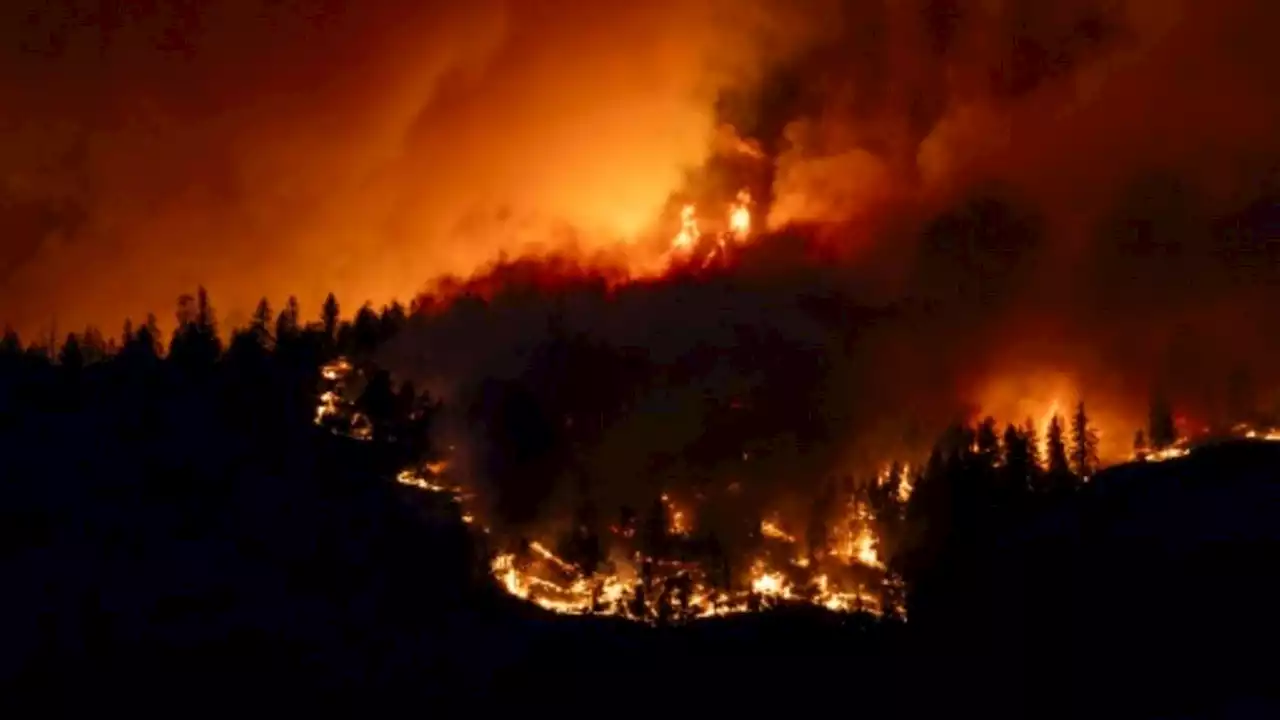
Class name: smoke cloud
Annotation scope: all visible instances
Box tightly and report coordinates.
[3,0,1278,518]
[0,0,827,336]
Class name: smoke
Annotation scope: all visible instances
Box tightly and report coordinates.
[3,1,1278,527]
[0,0,829,337]
[368,0,1279,532]
[749,0,1280,449]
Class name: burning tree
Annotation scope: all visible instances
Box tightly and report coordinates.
[1043,415,1073,491]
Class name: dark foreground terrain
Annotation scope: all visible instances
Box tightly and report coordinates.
[2,382,1276,717]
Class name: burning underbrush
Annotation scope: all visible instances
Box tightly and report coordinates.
[420,464,908,623]
[309,183,1280,625]
[319,344,1280,625]
[320,355,909,623]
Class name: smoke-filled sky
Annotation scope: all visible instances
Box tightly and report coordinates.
[1,0,1277,358]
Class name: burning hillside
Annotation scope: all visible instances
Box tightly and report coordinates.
[318,228,1280,625]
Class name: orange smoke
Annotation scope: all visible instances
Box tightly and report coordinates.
[0,0,822,338]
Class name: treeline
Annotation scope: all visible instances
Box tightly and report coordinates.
[0,289,432,450]
[0,288,485,702]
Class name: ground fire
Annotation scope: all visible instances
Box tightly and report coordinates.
[310,182,1280,624]
[317,337,1280,626]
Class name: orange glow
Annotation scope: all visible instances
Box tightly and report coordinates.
[973,370,1132,463]
[728,190,752,238]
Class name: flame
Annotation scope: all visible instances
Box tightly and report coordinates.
[1134,422,1280,463]
[664,189,752,269]
[728,190,751,239]
[316,355,1277,625]
[671,204,699,252]
[760,519,796,543]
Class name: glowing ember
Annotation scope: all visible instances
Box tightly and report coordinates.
[760,519,796,543]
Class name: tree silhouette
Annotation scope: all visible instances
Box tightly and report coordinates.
[322,293,340,346]
[357,369,397,442]
[58,333,84,372]
[1022,417,1042,469]
[1044,415,1073,490]
[251,299,273,342]
[276,296,301,344]
[169,288,222,370]
[1002,423,1033,493]
[976,416,1000,467]
[353,304,381,356]
[81,326,107,364]
[1,327,21,356]
[380,301,408,343]
[1069,401,1100,479]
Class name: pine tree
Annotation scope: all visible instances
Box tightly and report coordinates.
[252,298,273,341]
[170,288,222,368]
[276,297,300,343]
[1,327,22,356]
[1044,415,1072,489]
[81,326,107,364]
[322,293,340,344]
[975,416,1000,467]
[1022,417,1042,471]
[353,304,381,356]
[1002,423,1032,491]
[1069,401,1100,479]
[379,301,407,342]
[58,333,83,371]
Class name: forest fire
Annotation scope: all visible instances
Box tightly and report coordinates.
[318,356,902,622]
[319,263,1280,625]
[397,454,904,622]
[661,190,754,272]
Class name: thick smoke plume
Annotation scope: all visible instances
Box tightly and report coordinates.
[372,0,1277,531]
[4,1,1279,529]
[0,0,823,335]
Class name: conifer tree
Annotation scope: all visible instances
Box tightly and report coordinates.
[1070,401,1100,479]
[1044,415,1072,490]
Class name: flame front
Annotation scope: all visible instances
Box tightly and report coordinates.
[318,357,1278,624]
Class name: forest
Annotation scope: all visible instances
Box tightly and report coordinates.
[2,284,1275,716]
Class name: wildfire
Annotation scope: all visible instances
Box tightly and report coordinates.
[317,353,1280,626]
[315,358,371,440]
[485,542,893,622]
[399,461,897,621]
[728,190,752,238]
[664,190,753,269]
[671,204,699,252]
[1239,424,1280,442]
[760,519,796,543]
[1132,423,1280,463]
